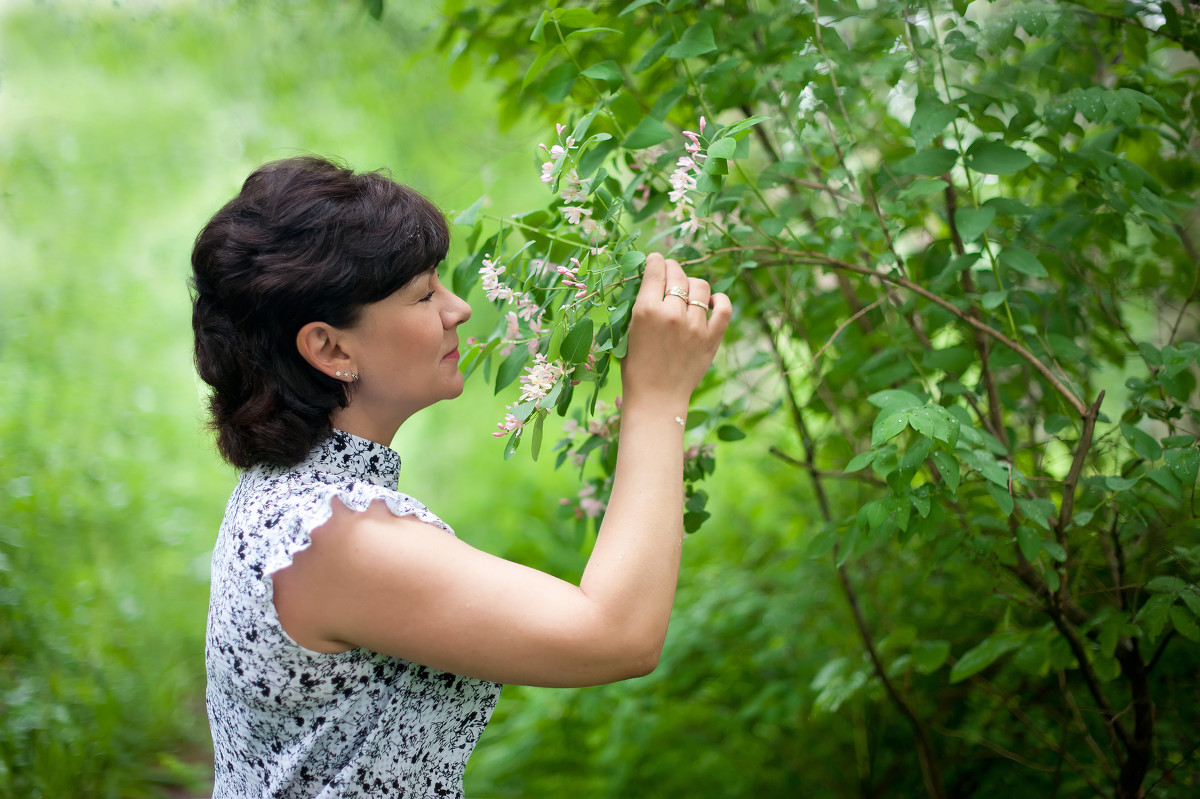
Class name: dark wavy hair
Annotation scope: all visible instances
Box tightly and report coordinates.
[190,155,449,469]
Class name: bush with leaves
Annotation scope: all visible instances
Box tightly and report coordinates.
[408,0,1200,795]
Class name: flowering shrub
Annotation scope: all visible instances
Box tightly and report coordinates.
[427,0,1200,795]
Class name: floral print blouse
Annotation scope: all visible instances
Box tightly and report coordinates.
[206,430,500,798]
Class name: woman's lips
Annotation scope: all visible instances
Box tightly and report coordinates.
[443,348,460,360]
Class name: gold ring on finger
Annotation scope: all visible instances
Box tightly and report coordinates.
[688,300,708,310]
[665,286,689,303]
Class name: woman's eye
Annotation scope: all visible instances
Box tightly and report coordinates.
[419,290,436,302]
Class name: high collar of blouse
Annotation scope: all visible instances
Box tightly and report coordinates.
[300,428,401,490]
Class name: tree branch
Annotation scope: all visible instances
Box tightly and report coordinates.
[686,245,1089,415]
[1053,390,1106,598]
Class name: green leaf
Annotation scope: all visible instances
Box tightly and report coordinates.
[1165,448,1199,485]
[522,47,557,89]
[495,348,529,394]
[1135,593,1175,639]
[1017,526,1041,562]
[624,116,673,149]
[1041,540,1068,562]
[503,428,521,460]
[581,60,622,83]
[845,451,876,472]
[561,318,594,364]
[1171,605,1200,641]
[453,195,485,227]
[950,631,1025,683]
[967,141,1033,174]
[716,424,746,441]
[555,7,602,27]
[365,0,383,20]
[707,138,736,159]
[910,99,960,150]
[910,640,951,674]
[931,450,960,491]
[665,21,718,59]
[955,206,996,242]
[872,410,909,446]
[719,115,770,138]
[530,10,548,42]
[1179,588,1200,618]
[1147,466,1183,498]
[899,178,949,200]
[542,62,578,104]
[529,409,546,461]
[986,481,1015,516]
[998,246,1048,278]
[1043,414,1071,435]
[1106,475,1140,491]
[619,250,646,270]
[893,148,957,176]
[981,290,1008,310]
[1161,344,1196,377]
[867,389,924,410]
[633,30,673,73]
[922,346,973,373]
[620,0,660,15]
[1121,422,1163,461]
[1016,498,1055,530]
[1146,575,1189,593]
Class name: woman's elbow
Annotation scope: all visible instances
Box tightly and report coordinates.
[628,647,662,679]
[616,636,663,680]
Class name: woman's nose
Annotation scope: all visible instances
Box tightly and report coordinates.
[446,292,471,327]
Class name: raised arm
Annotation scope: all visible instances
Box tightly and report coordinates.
[272,254,731,687]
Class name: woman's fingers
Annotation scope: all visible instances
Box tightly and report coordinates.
[707,291,733,340]
[686,276,711,315]
[638,252,668,306]
[662,258,690,313]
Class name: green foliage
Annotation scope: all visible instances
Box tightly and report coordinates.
[436,0,1200,796]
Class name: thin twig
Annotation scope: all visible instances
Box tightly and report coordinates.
[1053,391,1107,589]
[967,673,1115,798]
[1059,669,1118,780]
[687,244,1089,415]
[805,291,895,371]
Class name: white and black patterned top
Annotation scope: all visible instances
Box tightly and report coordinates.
[206,429,500,798]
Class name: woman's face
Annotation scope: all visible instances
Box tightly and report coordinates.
[343,267,472,428]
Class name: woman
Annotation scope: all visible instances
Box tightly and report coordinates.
[192,156,731,798]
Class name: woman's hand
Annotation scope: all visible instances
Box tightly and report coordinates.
[620,253,732,410]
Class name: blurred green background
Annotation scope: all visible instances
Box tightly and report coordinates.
[1,2,845,796]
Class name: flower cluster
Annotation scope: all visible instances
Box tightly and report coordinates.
[557,258,589,300]
[480,256,545,355]
[670,117,709,238]
[539,123,576,184]
[539,124,602,235]
[492,405,526,438]
[560,481,608,519]
[519,353,567,403]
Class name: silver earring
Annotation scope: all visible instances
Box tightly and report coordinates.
[350,372,359,381]
[335,371,343,377]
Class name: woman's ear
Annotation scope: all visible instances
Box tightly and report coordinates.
[296,322,356,380]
